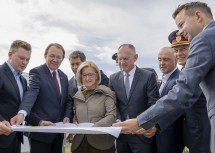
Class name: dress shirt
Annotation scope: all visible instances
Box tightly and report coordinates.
[123,65,136,89]
[159,67,178,95]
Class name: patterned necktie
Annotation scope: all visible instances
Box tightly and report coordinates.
[125,73,130,98]
[52,71,61,96]
[159,75,166,95]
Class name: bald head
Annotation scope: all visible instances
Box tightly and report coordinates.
[158,47,177,74]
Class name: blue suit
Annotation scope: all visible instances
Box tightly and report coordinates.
[156,68,184,153]
[0,62,27,153]
[137,22,215,153]
[109,66,159,153]
[19,64,73,153]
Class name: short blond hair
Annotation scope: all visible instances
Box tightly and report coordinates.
[76,61,101,86]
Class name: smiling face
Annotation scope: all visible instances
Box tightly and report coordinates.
[175,9,203,41]
[45,45,64,70]
[173,45,189,66]
[81,66,98,90]
[8,47,31,72]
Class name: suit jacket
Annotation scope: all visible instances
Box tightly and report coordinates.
[137,22,215,132]
[19,64,73,143]
[183,88,210,152]
[156,68,184,153]
[109,66,159,143]
[68,70,109,97]
[71,85,116,151]
[0,62,27,148]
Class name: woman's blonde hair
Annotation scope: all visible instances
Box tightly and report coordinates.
[76,61,101,86]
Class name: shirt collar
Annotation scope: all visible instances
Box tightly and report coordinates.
[123,65,136,77]
[162,67,177,83]
[6,61,21,77]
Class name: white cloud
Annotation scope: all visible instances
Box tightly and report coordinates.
[1,0,215,79]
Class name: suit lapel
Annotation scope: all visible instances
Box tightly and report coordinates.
[58,70,65,103]
[119,72,128,102]
[128,68,139,101]
[72,77,78,93]
[43,64,61,102]
[3,63,21,102]
[160,69,179,96]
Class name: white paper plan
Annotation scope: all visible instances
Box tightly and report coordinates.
[11,122,122,138]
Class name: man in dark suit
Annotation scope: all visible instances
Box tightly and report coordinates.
[68,51,109,97]
[113,2,215,153]
[0,40,32,153]
[169,30,210,153]
[109,44,159,153]
[11,43,73,153]
[156,47,184,153]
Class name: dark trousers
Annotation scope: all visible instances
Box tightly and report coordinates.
[29,134,63,153]
[116,134,153,153]
[0,136,21,153]
[73,136,115,153]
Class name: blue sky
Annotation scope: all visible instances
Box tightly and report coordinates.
[0,0,215,79]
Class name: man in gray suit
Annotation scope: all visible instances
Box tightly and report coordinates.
[0,40,32,153]
[113,2,215,152]
[109,44,159,153]
[169,30,210,153]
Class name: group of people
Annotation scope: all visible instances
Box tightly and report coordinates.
[0,1,215,153]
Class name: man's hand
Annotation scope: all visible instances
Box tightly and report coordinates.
[135,126,157,138]
[112,119,142,134]
[39,121,54,126]
[10,113,24,126]
[63,117,70,124]
[0,121,12,136]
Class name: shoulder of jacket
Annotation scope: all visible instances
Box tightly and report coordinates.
[95,85,115,98]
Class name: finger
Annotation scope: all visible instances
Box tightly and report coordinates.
[3,121,11,127]
[112,122,125,127]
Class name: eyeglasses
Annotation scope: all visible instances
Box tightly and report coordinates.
[82,73,96,78]
[48,54,63,60]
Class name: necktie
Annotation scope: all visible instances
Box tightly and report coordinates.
[125,73,130,98]
[52,71,61,96]
[16,73,23,100]
[159,75,165,95]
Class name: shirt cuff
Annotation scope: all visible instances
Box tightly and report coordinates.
[18,110,27,118]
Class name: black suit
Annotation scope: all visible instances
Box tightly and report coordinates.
[109,66,159,153]
[69,70,109,97]
[19,64,73,153]
[156,69,184,153]
[0,62,27,153]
